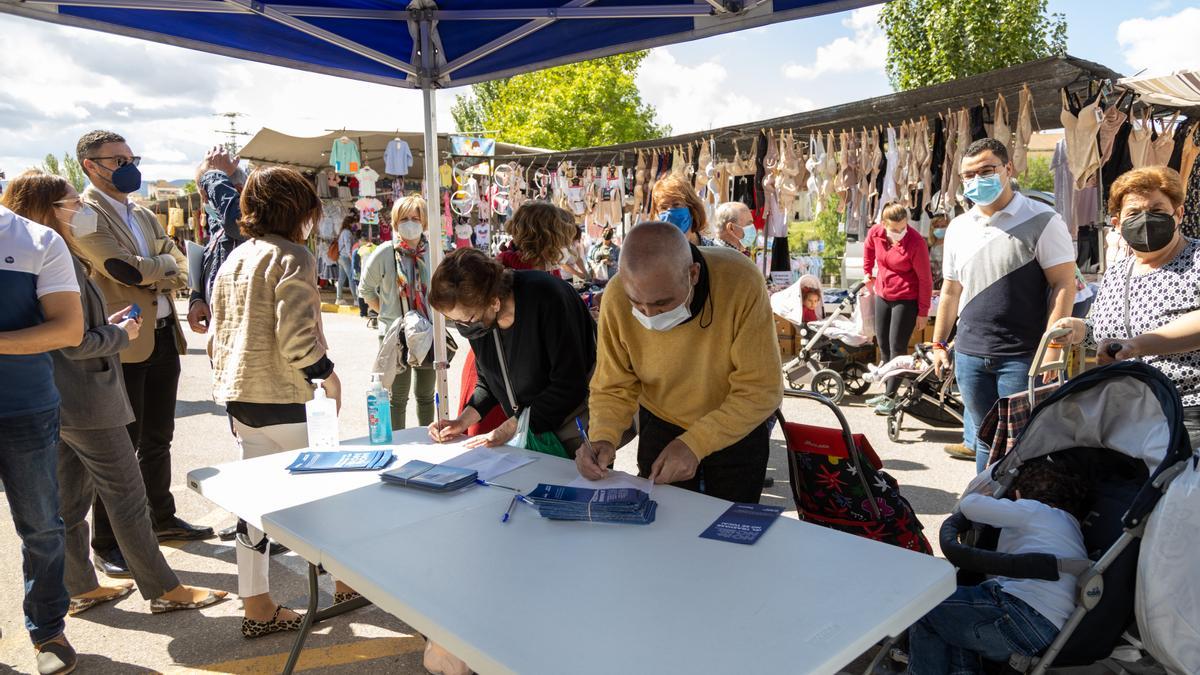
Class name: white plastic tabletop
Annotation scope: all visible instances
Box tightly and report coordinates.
[190,428,955,675]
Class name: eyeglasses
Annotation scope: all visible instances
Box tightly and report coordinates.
[87,155,141,168]
[960,164,1002,181]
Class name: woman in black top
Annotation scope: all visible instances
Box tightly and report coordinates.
[428,248,596,455]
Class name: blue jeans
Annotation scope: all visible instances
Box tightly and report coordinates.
[0,408,69,644]
[336,255,354,302]
[954,352,1032,473]
[908,580,1059,675]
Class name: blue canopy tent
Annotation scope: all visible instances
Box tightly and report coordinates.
[0,0,875,418]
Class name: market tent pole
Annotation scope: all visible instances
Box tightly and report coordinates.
[418,15,450,420]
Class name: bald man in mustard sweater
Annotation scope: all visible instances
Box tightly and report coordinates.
[577,222,783,503]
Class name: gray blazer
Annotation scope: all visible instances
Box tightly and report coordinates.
[52,257,135,430]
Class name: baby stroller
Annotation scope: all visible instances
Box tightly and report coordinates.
[778,390,932,554]
[927,362,1195,674]
[779,279,876,404]
[877,343,965,443]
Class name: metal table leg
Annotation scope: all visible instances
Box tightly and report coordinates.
[282,562,372,675]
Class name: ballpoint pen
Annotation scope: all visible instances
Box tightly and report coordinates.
[500,495,518,523]
[576,416,594,456]
[476,478,521,492]
[433,391,443,442]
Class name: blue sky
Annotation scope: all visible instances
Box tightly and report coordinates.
[1,1,1197,180]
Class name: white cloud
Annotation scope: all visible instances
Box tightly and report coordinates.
[0,14,462,182]
[1117,8,1200,76]
[636,48,764,135]
[781,5,886,81]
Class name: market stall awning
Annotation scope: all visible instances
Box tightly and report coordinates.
[1118,70,1200,112]
[487,55,1125,162]
[238,128,548,178]
[0,0,877,88]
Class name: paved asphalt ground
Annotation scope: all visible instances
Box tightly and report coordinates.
[0,298,976,674]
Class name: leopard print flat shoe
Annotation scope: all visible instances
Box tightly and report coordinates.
[150,589,227,614]
[333,591,362,604]
[69,584,135,616]
[241,605,305,639]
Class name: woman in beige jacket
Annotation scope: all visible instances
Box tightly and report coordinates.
[209,166,355,638]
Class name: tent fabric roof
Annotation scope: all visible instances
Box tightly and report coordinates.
[0,0,877,89]
[489,55,1125,162]
[1118,71,1200,111]
[237,128,547,178]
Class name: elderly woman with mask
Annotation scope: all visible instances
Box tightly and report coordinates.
[1055,166,1200,446]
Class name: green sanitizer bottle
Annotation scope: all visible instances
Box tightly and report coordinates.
[367,372,393,444]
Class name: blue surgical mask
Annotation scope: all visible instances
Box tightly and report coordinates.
[659,207,693,234]
[963,173,1004,206]
[740,224,756,248]
[933,228,946,240]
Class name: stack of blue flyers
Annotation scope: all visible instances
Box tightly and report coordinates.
[287,449,394,473]
[524,483,657,524]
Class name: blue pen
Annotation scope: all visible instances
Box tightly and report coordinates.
[476,478,521,492]
[500,495,518,523]
[433,392,443,442]
[576,416,595,456]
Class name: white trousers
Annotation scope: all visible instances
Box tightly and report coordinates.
[231,419,308,598]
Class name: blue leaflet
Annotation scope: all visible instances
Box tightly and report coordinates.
[699,503,785,545]
[287,450,394,474]
[380,460,478,492]
[523,483,658,525]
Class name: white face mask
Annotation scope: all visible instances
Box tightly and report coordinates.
[886,228,904,243]
[68,205,98,236]
[631,287,693,332]
[398,220,423,241]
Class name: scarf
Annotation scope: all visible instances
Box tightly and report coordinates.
[394,235,430,318]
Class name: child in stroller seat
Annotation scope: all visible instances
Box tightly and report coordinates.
[907,458,1089,674]
[801,286,821,323]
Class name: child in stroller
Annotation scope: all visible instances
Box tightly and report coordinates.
[908,457,1089,674]
[774,276,875,404]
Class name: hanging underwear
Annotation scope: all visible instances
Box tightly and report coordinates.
[992,93,1012,156]
[1061,88,1103,190]
[1011,85,1035,176]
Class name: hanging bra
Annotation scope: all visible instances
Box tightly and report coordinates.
[729,139,757,176]
[1150,111,1180,166]
[1061,88,1104,189]
[1012,85,1035,175]
[1127,106,1154,169]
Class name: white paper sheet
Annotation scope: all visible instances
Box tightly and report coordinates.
[569,470,654,495]
[445,446,536,481]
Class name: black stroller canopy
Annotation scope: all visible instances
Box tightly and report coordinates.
[969,361,1194,529]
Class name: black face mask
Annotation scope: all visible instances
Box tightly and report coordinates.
[454,309,495,340]
[1120,211,1177,253]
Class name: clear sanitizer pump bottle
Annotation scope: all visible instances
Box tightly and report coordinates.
[305,378,339,450]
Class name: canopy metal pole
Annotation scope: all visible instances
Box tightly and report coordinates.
[419,17,450,421]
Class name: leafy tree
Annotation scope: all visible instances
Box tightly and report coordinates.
[41,152,88,192]
[879,0,1067,91]
[182,181,198,194]
[1018,155,1054,193]
[450,52,669,150]
[789,196,844,283]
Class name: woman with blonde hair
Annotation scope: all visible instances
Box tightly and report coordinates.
[651,173,712,246]
[359,194,436,428]
[1,170,228,620]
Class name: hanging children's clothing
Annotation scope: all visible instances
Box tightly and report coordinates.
[331,137,361,174]
[385,138,414,176]
[356,166,380,197]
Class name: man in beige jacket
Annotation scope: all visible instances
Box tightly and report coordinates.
[74,130,212,578]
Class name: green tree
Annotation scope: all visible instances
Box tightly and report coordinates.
[450,52,669,150]
[41,152,88,192]
[789,196,844,283]
[182,181,198,195]
[879,0,1067,91]
[1018,155,1054,193]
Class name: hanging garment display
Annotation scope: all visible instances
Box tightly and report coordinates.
[385,138,414,176]
[1181,122,1200,237]
[356,166,380,197]
[1127,107,1155,169]
[1011,85,1034,176]
[992,93,1012,158]
[1061,89,1103,190]
[330,136,361,174]
[877,126,900,218]
[355,197,383,226]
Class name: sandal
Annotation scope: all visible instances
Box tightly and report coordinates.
[69,584,134,616]
[241,605,305,639]
[333,591,362,604]
[150,589,227,614]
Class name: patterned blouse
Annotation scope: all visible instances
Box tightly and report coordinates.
[1085,237,1200,406]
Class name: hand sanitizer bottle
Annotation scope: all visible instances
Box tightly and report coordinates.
[305,379,339,450]
[367,372,393,444]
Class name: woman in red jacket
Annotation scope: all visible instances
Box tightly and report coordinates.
[863,202,932,415]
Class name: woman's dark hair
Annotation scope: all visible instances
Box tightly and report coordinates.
[239,166,322,242]
[1013,457,1089,520]
[429,247,514,313]
[341,215,357,230]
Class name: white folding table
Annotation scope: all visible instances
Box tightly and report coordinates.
[189,428,955,675]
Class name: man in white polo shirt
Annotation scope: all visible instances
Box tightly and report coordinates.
[0,202,83,674]
[930,138,1077,473]
[74,130,211,579]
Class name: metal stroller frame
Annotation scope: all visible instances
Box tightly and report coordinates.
[783,280,873,404]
